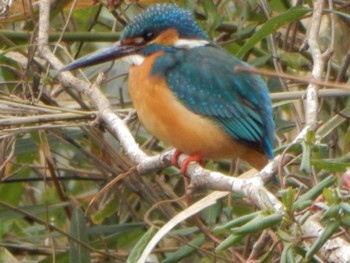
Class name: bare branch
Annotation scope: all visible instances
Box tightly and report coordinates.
[35,2,285,227]
[35,1,350,262]
[304,0,333,127]
[302,214,350,262]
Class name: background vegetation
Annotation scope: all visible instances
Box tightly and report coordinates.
[0,0,350,262]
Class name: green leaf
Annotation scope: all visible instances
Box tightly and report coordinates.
[0,176,27,207]
[91,195,119,224]
[317,102,350,139]
[215,234,245,252]
[249,54,271,67]
[39,252,69,263]
[280,243,295,263]
[280,188,297,214]
[162,234,205,263]
[293,176,337,210]
[322,188,337,204]
[312,160,350,173]
[69,208,91,263]
[171,227,198,236]
[200,201,223,225]
[0,203,69,220]
[321,204,341,220]
[293,200,313,211]
[126,226,157,263]
[231,213,283,235]
[340,216,350,228]
[280,51,311,71]
[340,203,350,214]
[214,211,261,234]
[300,129,316,173]
[237,8,310,58]
[305,221,339,260]
[0,248,18,263]
[87,223,145,235]
[202,0,217,21]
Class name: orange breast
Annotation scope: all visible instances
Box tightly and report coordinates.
[128,52,268,169]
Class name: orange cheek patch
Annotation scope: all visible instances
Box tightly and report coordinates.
[152,28,179,46]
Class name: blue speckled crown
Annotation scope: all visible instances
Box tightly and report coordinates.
[121,4,209,40]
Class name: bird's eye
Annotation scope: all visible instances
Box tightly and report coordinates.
[143,30,155,41]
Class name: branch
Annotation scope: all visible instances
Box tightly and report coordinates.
[303,0,333,127]
[302,214,350,262]
[37,0,280,210]
[296,1,350,262]
[36,1,350,262]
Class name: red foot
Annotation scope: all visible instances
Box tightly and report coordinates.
[171,150,204,174]
[181,154,204,174]
[171,149,182,166]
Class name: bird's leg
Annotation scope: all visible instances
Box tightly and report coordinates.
[171,149,183,167]
[172,150,204,174]
[181,154,204,174]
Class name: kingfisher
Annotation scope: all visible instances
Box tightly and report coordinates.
[61,4,275,173]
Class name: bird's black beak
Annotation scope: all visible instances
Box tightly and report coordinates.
[60,41,140,72]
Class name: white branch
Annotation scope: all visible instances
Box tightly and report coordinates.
[302,214,350,262]
[37,1,281,208]
[304,0,332,127]
[36,1,350,262]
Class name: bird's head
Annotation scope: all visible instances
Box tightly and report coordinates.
[60,4,209,71]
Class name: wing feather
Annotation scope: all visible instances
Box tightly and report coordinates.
[152,45,275,158]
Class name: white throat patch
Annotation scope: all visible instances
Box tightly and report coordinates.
[173,39,209,49]
[122,54,145,66]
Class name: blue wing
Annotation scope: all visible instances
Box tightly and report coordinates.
[152,45,275,159]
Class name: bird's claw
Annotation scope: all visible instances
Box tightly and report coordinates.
[172,150,204,174]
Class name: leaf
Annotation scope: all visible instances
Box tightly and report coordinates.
[293,176,337,210]
[321,204,341,220]
[236,8,310,58]
[202,0,223,33]
[341,216,350,228]
[231,213,283,235]
[340,203,350,214]
[215,234,245,252]
[87,223,145,235]
[136,191,229,263]
[317,102,350,139]
[91,195,119,224]
[280,52,311,71]
[200,200,223,225]
[0,203,69,220]
[305,221,340,260]
[300,140,312,173]
[280,243,295,263]
[0,248,18,263]
[280,188,297,214]
[39,252,69,263]
[126,226,157,263]
[162,234,205,263]
[312,160,350,173]
[69,208,91,263]
[300,129,316,173]
[0,180,25,207]
[214,211,261,234]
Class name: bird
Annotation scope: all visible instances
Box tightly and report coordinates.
[61,4,275,173]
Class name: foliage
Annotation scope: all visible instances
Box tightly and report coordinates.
[0,0,350,262]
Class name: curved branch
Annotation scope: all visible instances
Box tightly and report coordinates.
[36,4,285,229]
[36,1,350,262]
